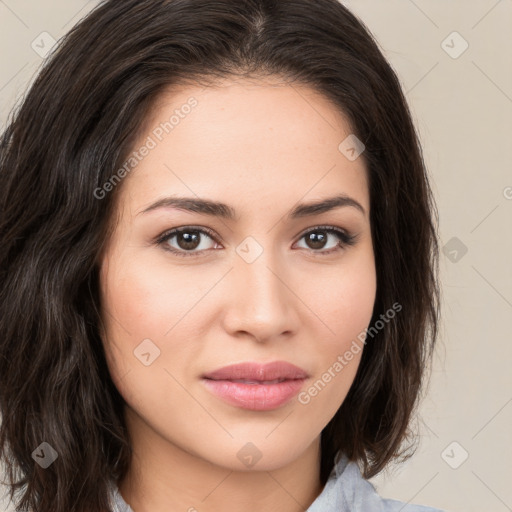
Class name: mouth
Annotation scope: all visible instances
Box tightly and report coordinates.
[201,361,309,411]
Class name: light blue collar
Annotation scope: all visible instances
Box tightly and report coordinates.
[307,452,446,511]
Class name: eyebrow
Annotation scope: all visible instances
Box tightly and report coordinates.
[138,194,366,220]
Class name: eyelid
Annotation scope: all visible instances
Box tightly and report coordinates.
[155,224,359,258]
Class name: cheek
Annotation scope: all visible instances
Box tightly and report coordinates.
[99,252,208,391]
[303,249,376,388]
[307,251,377,342]
[101,255,185,339]
[99,257,192,408]
[296,265,376,418]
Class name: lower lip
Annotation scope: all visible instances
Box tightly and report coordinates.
[202,378,306,411]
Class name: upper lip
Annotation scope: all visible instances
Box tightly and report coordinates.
[202,361,309,381]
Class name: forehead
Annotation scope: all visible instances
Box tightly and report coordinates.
[118,77,370,221]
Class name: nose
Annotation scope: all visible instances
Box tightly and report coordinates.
[220,249,300,344]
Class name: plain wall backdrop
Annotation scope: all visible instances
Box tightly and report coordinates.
[1,1,511,511]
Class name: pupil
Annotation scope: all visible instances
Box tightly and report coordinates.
[178,231,200,250]
[308,231,326,249]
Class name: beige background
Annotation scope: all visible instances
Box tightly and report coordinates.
[1,1,511,511]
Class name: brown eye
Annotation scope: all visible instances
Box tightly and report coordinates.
[157,227,219,257]
[304,230,329,250]
[172,230,202,251]
[155,225,358,259]
[295,226,358,255]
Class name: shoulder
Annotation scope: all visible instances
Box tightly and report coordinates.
[307,453,449,512]
[351,461,448,512]
[350,461,449,512]
[380,497,447,511]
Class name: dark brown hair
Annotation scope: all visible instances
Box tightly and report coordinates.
[0,1,441,511]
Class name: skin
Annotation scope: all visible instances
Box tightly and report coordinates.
[99,77,377,512]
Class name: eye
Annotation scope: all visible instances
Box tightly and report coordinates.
[294,225,358,255]
[155,225,359,258]
[156,226,219,258]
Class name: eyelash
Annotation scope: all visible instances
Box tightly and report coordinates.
[155,225,359,259]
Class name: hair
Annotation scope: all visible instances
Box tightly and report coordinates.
[0,0,441,511]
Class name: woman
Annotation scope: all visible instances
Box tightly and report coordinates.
[0,1,445,511]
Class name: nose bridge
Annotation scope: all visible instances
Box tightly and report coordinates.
[224,237,296,340]
[236,242,286,311]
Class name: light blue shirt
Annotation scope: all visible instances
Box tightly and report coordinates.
[107,452,447,511]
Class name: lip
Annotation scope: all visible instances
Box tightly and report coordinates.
[202,361,309,381]
[201,361,309,411]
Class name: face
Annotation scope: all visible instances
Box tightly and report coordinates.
[99,77,377,473]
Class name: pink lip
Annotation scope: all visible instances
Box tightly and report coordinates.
[201,361,309,411]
